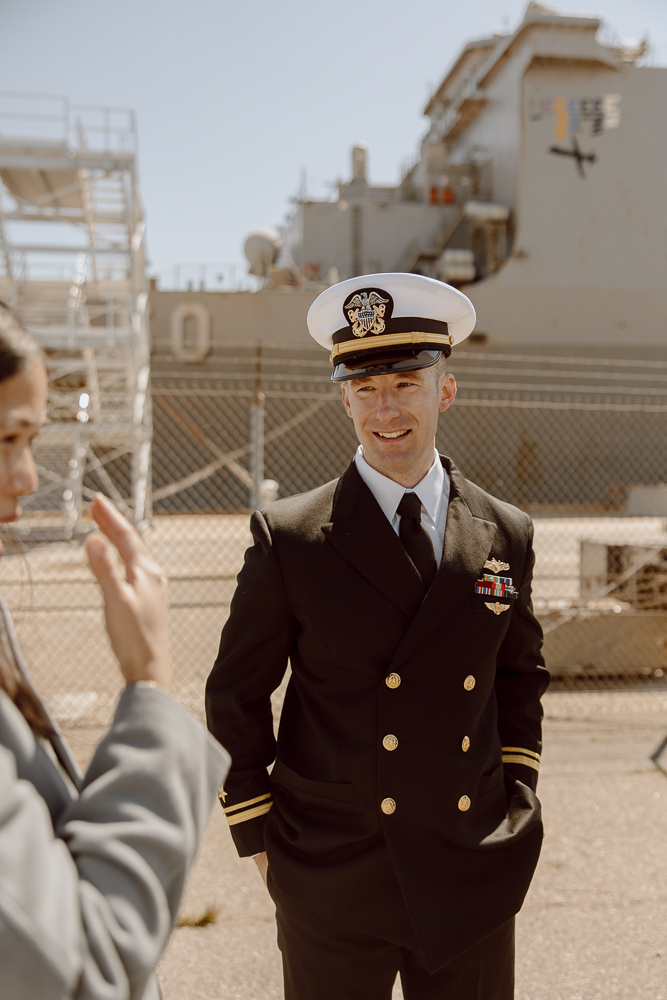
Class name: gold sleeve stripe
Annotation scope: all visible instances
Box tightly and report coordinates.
[223,792,272,815]
[501,746,541,761]
[226,801,273,826]
[502,753,540,772]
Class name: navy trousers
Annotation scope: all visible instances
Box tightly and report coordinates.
[269,874,515,1000]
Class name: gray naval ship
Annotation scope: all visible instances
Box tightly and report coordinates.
[149,2,667,680]
[152,0,666,362]
[2,2,666,683]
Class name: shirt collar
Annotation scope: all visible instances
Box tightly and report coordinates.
[354,446,445,522]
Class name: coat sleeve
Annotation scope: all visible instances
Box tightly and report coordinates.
[205,509,298,857]
[494,516,550,792]
[0,684,229,1000]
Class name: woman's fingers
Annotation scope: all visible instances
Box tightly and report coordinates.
[85,494,172,691]
[90,493,146,571]
[85,532,122,596]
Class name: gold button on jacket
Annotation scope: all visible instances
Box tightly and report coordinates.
[458,795,471,812]
[461,736,470,752]
[385,673,401,689]
[463,675,476,691]
[381,797,396,815]
[383,734,399,751]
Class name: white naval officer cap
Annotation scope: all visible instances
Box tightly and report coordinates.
[307,272,476,382]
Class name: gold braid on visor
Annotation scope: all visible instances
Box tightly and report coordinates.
[330,331,454,363]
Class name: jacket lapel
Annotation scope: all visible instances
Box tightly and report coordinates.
[389,459,497,668]
[322,463,424,619]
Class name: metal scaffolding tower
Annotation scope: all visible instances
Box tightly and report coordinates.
[0,93,151,537]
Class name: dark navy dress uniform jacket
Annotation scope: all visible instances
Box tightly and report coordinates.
[206,455,549,972]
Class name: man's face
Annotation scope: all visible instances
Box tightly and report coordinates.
[341,365,456,488]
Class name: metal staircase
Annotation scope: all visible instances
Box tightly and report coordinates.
[0,93,151,537]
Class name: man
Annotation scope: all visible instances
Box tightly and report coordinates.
[206,272,549,999]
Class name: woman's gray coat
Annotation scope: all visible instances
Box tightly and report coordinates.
[0,604,229,1000]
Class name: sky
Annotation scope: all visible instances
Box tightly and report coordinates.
[1,0,666,287]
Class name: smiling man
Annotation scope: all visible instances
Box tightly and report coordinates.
[206,273,549,1000]
[341,364,455,488]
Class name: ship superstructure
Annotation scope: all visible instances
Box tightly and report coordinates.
[266,2,665,354]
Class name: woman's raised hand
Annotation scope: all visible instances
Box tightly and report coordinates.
[85,493,172,691]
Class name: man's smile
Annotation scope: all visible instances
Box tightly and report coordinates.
[375,430,411,439]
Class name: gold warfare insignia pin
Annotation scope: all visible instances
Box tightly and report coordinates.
[485,558,510,574]
[343,288,392,338]
[485,602,510,615]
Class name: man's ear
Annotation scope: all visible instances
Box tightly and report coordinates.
[439,373,456,413]
[341,382,353,418]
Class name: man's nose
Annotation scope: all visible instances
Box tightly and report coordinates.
[375,391,401,420]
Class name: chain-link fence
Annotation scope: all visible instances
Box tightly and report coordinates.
[2,343,667,724]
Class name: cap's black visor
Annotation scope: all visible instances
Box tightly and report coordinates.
[331,348,445,382]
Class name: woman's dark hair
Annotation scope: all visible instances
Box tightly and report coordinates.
[0,301,42,382]
[0,303,52,738]
[0,642,54,739]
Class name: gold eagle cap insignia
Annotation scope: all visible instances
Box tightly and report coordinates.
[484,558,510,574]
[485,602,510,616]
[344,289,390,338]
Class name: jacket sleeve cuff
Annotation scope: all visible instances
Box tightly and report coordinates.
[502,746,541,791]
[225,806,271,857]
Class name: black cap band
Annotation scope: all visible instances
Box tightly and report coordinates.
[331,315,449,346]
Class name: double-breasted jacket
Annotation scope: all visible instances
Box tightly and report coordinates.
[206,456,549,970]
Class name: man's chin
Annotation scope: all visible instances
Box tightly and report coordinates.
[364,449,413,479]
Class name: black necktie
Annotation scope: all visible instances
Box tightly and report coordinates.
[397,492,438,589]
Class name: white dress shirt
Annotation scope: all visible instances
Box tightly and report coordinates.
[354,446,450,566]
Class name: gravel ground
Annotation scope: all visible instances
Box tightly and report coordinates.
[62,690,667,1000]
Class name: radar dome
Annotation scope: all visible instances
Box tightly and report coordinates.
[244,230,282,275]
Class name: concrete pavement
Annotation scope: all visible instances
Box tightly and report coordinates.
[64,688,667,999]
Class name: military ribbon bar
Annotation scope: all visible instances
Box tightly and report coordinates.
[474,573,518,598]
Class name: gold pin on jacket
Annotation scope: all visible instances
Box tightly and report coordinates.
[485,602,510,615]
[484,558,510,574]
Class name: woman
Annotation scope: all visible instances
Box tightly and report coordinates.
[0,305,229,999]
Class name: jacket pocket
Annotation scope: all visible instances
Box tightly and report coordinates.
[270,759,353,803]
